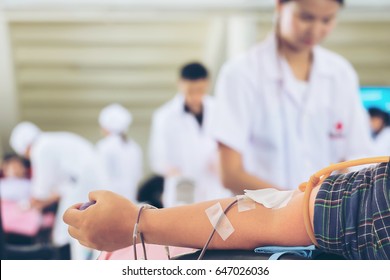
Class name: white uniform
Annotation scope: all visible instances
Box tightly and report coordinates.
[212,34,374,190]
[373,127,390,156]
[30,132,106,259]
[0,178,31,202]
[149,94,231,205]
[96,135,143,201]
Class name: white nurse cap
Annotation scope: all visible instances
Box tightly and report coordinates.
[10,121,42,156]
[99,103,132,134]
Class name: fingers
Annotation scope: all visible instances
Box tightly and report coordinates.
[63,207,83,228]
[68,226,83,241]
[68,227,95,250]
[298,182,307,192]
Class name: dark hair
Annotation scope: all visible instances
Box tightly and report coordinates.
[137,175,164,209]
[368,107,390,126]
[2,153,30,169]
[180,62,209,81]
[280,0,344,5]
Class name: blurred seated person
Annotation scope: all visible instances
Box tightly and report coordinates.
[368,107,390,155]
[136,175,164,209]
[0,154,55,246]
[0,154,31,203]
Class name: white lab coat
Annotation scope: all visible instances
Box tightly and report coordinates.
[373,127,390,156]
[212,34,374,190]
[149,94,232,205]
[30,132,107,259]
[96,134,143,201]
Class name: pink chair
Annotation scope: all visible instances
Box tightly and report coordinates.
[1,200,55,236]
[1,200,42,236]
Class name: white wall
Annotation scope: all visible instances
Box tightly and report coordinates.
[0,7,19,157]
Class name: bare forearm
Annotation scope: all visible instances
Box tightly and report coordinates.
[140,199,235,249]
[138,195,309,250]
[63,190,313,253]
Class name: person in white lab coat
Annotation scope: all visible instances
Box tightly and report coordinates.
[368,107,390,156]
[149,62,231,206]
[96,103,143,201]
[212,0,373,194]
[9,122,106,259]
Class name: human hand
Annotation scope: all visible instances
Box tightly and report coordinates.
[30,198,45,210]
[166,167,181,177]
[63,190,138,252]
[30,194,60,211]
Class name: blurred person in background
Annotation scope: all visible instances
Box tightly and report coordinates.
[0,153,56,249]
[368,107,390,155]
[212,0,373,194]
[97,103,143,202]
[136,175,164,209]
[9,122,106,259]
[0,154,31,203]
[149,62,232,206]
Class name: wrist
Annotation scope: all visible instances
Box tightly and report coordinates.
[136,207,157,244]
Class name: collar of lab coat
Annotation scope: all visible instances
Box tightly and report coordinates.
[172,93,212,131]
[173,93,187,116]
[173,93,209,115]
[262,33,333,83]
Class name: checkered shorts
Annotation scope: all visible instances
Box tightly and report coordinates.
[313,161,390,259]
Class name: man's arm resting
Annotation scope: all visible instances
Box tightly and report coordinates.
[63,190,313,252]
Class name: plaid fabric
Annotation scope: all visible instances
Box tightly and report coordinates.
[313,161,390,260]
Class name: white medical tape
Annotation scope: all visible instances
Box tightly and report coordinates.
[236,195,256,213]
[244,189,295,209]
[205,202,234,241]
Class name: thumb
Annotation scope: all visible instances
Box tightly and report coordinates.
[88,190,108,202]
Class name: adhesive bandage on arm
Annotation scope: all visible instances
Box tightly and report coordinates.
[205,202,235,241]
[244,189,295,209]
